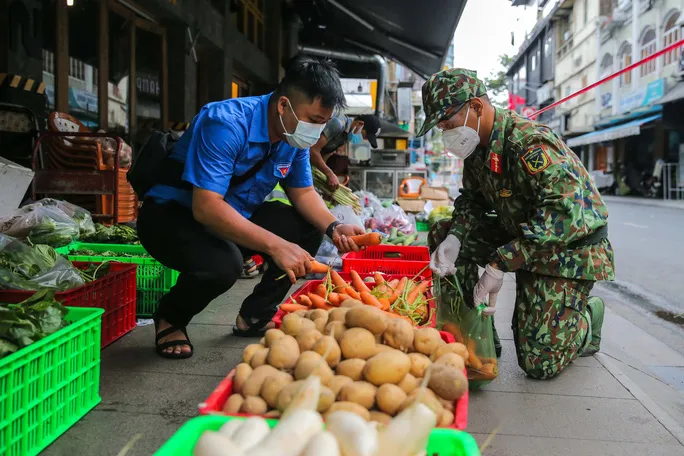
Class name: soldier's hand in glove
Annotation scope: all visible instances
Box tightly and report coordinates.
[430,234,461,277]
[473,263,504,314]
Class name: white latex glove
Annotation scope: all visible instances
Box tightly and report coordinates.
[429,234,461,277]
[473,264,505,314]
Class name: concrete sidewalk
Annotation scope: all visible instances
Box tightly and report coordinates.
[42,277,684,456]
[602,195,684,211]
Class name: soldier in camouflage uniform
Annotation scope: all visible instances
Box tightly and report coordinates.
[419,69,614,380]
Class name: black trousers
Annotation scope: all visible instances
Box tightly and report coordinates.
[136,199,322,328]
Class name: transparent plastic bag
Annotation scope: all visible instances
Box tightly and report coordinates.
[0,234,85,291]
[32,198,95,237]
[435,276,498,390]
[364,204,416,236]
[0,203,80,247]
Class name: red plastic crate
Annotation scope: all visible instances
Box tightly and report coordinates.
[342,245,430,276]
[272,273,436,328]
[0,262,137,348]
[198,331,468,430]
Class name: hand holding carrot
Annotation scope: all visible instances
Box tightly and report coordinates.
[331,224,367,253]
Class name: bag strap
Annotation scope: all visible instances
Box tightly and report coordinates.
[228,143,277,189]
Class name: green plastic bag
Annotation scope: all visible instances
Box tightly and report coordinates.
[434,275,499,390]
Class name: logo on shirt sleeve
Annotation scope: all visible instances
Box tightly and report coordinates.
[521,146,551,175]
[275,162,291,177]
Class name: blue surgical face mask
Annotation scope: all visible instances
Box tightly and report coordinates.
[349,131,364,144]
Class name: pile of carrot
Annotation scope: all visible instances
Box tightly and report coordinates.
[280,266,433,326]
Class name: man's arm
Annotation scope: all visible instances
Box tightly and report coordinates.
[309,133,340,190]
[448,158,491,242]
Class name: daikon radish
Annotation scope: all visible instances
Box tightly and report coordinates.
[325,411,378,456]
[218,419,244,439]
[193,431,244,456]
[280,374,321,419]
[231,417,271,451]
[245,409,323,456]
[300,430,340,456]
[375,402,437,456]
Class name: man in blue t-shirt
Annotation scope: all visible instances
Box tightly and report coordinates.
[137,57,364,359]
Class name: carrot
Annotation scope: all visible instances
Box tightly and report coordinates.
[350,270,372,294]
[344,287,361,300]
[337,293,351,303]
[350,232,383,247]
[389,277,408,304]
[314,283,327,298]
[388,279,400,288]
[308,292,333,310]
[280,303,308,313]
[298,295,313,307]
[466,338,483,370]
[385,311,414,324]
[310,260,331,274]
[407,280,431,304]
[327,292,341,307]
[378,297,390,311]
[330,270,348,290]
[374,272,386,285]
[360,291,384,309]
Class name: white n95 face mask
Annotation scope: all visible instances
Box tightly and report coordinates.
[280,100,326,149]
[442,105,481,159]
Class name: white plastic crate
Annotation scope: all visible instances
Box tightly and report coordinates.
[0,156,34,217]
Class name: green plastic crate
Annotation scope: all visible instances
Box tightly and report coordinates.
[0,307,104,456]
[417,220,430,232]
[155,415,481,456]
[56,242,179,317]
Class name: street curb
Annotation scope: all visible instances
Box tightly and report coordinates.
[595,352,684,446]
[602,196,684,211]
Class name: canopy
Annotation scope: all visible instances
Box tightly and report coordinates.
[566,114,661,148]
[657,81,684,105]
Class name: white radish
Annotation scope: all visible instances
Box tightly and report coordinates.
[218,419,245,439]
[375,402,437,456]
[193,431,245,456]
[230,417,271,451]
[300,430,340,456]
[325,411,378,456]
[280,375,321,419]
[246,409,323,456]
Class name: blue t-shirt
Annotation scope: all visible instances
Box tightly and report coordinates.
[146,93,313,218]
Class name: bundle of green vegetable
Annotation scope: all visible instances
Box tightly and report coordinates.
[0,289,68,359]
[71,249,147,258]
[380,228,428,247]
[81,224,138,244]
[312,167,361,215]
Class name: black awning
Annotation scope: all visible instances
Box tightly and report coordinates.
[293,0,468,79]
[378,119,411,138]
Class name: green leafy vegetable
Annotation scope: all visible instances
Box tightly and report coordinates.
[80,224,139,244]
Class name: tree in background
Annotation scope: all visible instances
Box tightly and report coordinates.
[484,54,514,108]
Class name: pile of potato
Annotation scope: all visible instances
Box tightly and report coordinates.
[223,300,469,426]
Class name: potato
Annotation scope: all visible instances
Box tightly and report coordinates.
[369,411,392,425]
[413,327,443,356]
[314,317,328,333]
[340,298,364,308]
[276,380,303,412]
[363,350,411,386]
[308,309,328,322]
[336,358,366,381]
[264,410,281,418]
[439,397,454,412]
[250,347,269,368]
[330,375,354,396]
[374,332,383,344]
[281,313,315,336]
[324,401,371,421]
[242,344,264,364]
[294,351,333,385]
[338,381,377,409]
[373,344,393,355]
[399,388,443,419]
[264,328,286,347]
[294,309,308,317]
[339,327,376,360]
[233,363,252,394]
[241,396,268,414]
[428,365,468,401]
[317,386,335,413]
[383,318,415,352]
[440,409,455,427]
[296,328,323,352]
[267,335,300,369]
[376,383,407,416]
[328,307,349,322]
[408,353,431,378]
[259,337,266,345]
[434,352,465,371]
[313,336,341,368]
[324,321,347,342]
[346,306,387,335]
[261,375,293,408]
[242,365,280,397]
[432,342,469,362]
[222,394,244,413]
[397,373,419,394]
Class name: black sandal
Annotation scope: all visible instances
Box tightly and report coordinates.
[154,320,194,359]
[241,258,259,279]
[232,314,274,337]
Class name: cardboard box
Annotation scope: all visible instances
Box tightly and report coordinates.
[420,186,449,201]
[397,198,426,213]
[428,199,451,209]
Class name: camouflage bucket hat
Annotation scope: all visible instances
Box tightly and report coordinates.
[416,68,488,137]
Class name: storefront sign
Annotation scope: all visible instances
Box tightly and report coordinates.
[601,92,612,108]
[136,71,160,98]
[619,78,665,113]
[521,106,536,118]
[536,82,553,104]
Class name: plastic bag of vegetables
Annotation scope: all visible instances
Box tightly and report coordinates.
[0,201,80,247]
[33,198,96,236]
[0,234,85,291]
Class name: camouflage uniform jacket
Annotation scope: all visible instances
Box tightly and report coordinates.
[448,107,615,281]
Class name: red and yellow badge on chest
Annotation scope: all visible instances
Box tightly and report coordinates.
[521,145,551,175]
[489,152,502,174]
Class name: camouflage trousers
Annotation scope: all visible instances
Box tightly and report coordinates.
[429,216,593,380]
